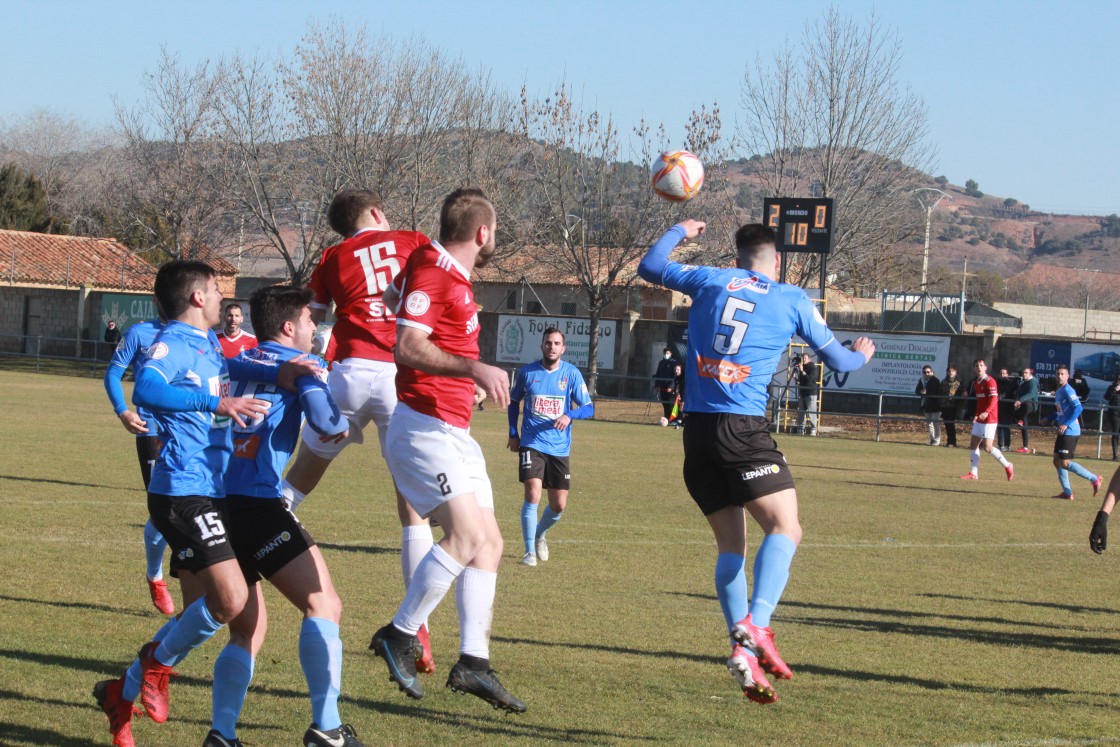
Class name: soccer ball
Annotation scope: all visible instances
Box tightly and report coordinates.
[651,150,704,202]
[659,416,669,427]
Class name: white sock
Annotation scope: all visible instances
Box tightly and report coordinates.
[456,567,497,660]
[970,449,980,473]
[393,544,463,634]
[401,524,434,590]
[282,480,307,511]
[990,448,1010,467]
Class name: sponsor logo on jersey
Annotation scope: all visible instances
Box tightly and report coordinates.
[696,354,752,384]
[254,530,292,560]
[466,312,479,335]
[680,265,699,273]
[149,342,170,360]
[232,435,261,459]
[727,276,769,294]
[740,463,780,481]
[405,291,430,316]
[531,395,566,419]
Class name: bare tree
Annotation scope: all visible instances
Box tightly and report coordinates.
[736,8,935,292]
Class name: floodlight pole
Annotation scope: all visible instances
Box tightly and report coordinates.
[911,188,952,293]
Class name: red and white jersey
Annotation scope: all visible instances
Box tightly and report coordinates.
[972,375,999,422]
[217,330,258,358]
[393,242,480,429]
[308,227,430,363]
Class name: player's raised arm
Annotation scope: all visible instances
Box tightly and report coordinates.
[638,221,706,284]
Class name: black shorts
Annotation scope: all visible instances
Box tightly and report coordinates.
[682,412,796,515]
[135,436,161,490]
[147,493,236,577]
[222,495,315,585]
[1054,434,1079,459]
[518,448,571,490]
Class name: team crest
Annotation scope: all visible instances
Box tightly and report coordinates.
[558,377,569,390]
[405,291,430,316]
[148,342,169,360]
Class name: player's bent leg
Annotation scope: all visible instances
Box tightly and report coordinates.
[210,585,264,745]
[395,496,437,674]
[707,506,749,639]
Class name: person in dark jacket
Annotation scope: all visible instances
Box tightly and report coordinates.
[104,320,122,345]
[941,366,962,447]
[1072,370,1092,430]
[652,347,679,421]
[1104,372,1120,460]
[915,365,942,446]
[1013,367,1040,453]
[996,368,1017,450]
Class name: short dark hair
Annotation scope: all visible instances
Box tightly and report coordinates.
[249,285,313,342]
[1057,364,1069,374]
[328,189,382,237]
[542,326,564,342]
[734,224,776,261]
[154,260,215,319]
[439,188,494,244]
[224,302,243,314]
[973,358,987,366]
[663,346,673,355]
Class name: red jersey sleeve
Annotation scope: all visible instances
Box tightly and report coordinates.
[397,260,455,334]
[307,245,335,310]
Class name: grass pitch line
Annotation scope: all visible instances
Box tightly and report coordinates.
[947,738,1120,747]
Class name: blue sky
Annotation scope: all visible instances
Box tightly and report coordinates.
[3,0,1119,215]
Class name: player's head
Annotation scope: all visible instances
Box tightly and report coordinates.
[540,327,565,364]
[973,358,987,376]
[223,303,243,333]
[250,285,316,352]
[439,188,496,265]
[733,224,778,273]
[1056,365,1069,385]
[328,189,386,236]
[154,260,220,324]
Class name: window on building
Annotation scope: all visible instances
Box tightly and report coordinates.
[504,290,516,310]
[526,301,543,314]
[560,302,577,316]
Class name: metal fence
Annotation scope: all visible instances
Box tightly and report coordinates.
[0,333,115,374]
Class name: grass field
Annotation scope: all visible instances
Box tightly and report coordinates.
[1,369,1119,747]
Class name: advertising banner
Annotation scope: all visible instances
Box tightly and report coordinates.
[99,293,159,338]
[819,333,951,394]
[1031,340,1120,405]
[495,315,616,369]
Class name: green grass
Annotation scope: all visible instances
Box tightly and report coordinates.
[1,370,1118,747]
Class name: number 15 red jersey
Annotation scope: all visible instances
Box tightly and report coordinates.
[308,228,429,363]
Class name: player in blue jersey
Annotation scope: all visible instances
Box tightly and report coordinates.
[93,260,297,747]
[1048,365,1103,501]
[104,315,176,615]
[205,284,365,747]
[639,220,875,705]
[507,327,594,566]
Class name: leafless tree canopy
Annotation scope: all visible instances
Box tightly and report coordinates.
[737,8,935,294]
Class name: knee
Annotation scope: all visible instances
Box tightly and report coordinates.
[307,590,342,624]
[549,493,567,513]
[209,586,249,624]
[782,524,803,546]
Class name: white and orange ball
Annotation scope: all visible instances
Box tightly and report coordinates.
[651,149,704,202]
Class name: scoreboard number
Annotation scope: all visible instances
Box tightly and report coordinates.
[762,197,834,254]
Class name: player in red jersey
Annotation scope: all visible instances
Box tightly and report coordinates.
[216,303,258,358]
[279,189,440,673]
[961,358,1014,481]
[368,188,526,714]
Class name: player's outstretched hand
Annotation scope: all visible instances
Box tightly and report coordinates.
[217,396,271,428]
[850,336,876,363]
[678,220,706,239]
[277,355,326,392]
[472,361,510,409]
[507,436,520,453]
[118,410,149,435]
[1090,510,1109,554]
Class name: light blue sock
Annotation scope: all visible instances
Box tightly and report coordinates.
[155,596,224,666]
[714,553,749,643]
[521,502,539,556]
[152,617,177,643]
[1057,467,1072,494]
[1069,461,1096,482]
[299,617,342,731]
[122,615,186,701]
[211,644,253,741]
[750,534,797,628]
[536,507,563,538]
[143,520,167,580]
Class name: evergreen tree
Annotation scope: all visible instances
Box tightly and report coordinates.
[0,163,53,232]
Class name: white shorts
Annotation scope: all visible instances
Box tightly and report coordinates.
[300,358,397,459]
[971,421,998,440]
[385,403,494,518]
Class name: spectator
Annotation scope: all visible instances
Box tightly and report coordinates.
[653,346,679,421]
[1013,367,1040,453]
[996,368,1017,450]
[1072,370,1092,429]
[941,366,962,448]
[1104,372,1120,460]
[796,353,820,436]
[104,320,122,345]
[915,365,942,446]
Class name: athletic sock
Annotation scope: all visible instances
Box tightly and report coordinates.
[211,643,253,741]
[990,447,1011,467]
[401,524,434,589]
[152,617,177,644]
[143,520,167,580]
[536,507,563,538]
[122,613,191,701]
[456,567,497,659]
[714,553,749,642]
[299,617,342,732]
[520,501,538,556]
[1068,461,1096,482]
[155,595,224,666]
[970,449,980,473]
[282,480,307,511]
[393,544,464,634]
[1057,467,1072,494]
[750,534,797,628]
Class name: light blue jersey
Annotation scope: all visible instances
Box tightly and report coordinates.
[225,342,346,499]
[1053,383,1083,437]
[135,321,231,497]
[104,319,165,434]
[509,360,593,457]
[639,225,866,417]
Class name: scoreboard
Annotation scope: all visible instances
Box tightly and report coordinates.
[763,197,834,254]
